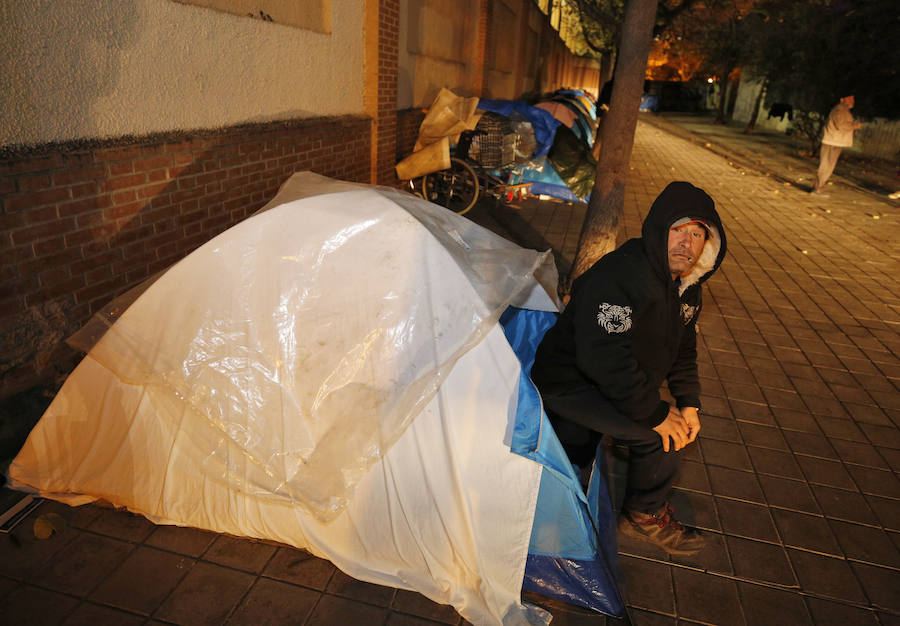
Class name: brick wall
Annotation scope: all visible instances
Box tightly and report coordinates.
[396,108,427,162]
[377,0,400,186]
[0,115,371,399]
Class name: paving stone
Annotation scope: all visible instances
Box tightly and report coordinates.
[86,506,156,543]
[723,381,766,404]
[829,520,900,568]
[806,598,878,626]
[262,546,336,589]
[725,536,796,587]
[709,349,748,370]
[879,611,900,626]
[845,402,892,426]
[619,607,675,625]
[870,387,900,410]
[770,509,841,555]
[788,549,866,603]
[391,589,461,624]
[858,423,900,449]
[715,498,778,542]
[2,583,80,625]
[153,560,254,625]
[738,581,812,625]
[387,613,466,626]
[305,592,390,625]
[36,500,104,530]
[0,575,17,599]
[0,516,79,581]
[203,534,277,573]
[780,361,819,381]
[327,568,396,607]
[672,459,710,492]
[796,456,856,489]
[815,415,868,442]
[31,532,133,597]
[90,545,194,614]
[707,465,764,503]
[784,430,837,458]
[144,524,217,557]
[852,562,900,612]
[672,567,743,625]
[772,408,821,433]
[738,422,788,450]
[697,395,732,419]
[847,465,900,498]
[830,439,888,469]
[729,399,776,425]
[618,556,674,615]
[61,602,145,625]
[879,447,900,473]
[743,355,783,375]
[790,376,835,397]
[699,439,752,472]
[227,577,320,625]
[866,495,900,531]
[696,414,740,443]
[748,446,804,480]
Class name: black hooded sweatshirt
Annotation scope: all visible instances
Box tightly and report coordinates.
[531,181,727,429]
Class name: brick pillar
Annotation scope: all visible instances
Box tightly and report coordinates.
[469,0,489,96]
[365,0,399,186]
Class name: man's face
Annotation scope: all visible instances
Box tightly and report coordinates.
[842,95,855,108]
[668,222,707,279]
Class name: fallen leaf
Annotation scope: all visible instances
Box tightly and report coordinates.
[33,513,66,539]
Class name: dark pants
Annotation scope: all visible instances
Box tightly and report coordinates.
[542,385,681,514]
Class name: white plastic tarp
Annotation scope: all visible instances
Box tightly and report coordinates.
[9,173,560,625]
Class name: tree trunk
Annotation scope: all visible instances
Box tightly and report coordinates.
[592,49,617,160]
[743,78,767,134]
[568,0,659,290]
[714,69,732,124]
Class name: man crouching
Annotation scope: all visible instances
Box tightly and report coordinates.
[531,181,727,555]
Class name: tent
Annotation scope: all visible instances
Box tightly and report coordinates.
[7,173,623,624]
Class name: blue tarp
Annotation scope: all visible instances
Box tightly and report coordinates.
[499,307,624,617]
[513,159,585,204]
[640,94,659,112]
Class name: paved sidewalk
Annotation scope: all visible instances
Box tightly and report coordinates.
[480,119,900,624]
[642,113,899,205]
[3,119,899,625]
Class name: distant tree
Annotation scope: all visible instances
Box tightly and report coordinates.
[652,0,761,123]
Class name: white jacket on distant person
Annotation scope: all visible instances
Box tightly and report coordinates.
[822,100,858,147]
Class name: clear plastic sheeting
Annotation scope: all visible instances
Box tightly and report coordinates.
[56,172,558,523]
[10,172,563,624]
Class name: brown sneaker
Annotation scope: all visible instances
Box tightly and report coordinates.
[617,504,705,555]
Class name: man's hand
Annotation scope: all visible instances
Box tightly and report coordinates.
[652,406,690,452]
[681,406,701,443]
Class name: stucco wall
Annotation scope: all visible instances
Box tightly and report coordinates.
[0,0,365,149]
[398,0,482,108]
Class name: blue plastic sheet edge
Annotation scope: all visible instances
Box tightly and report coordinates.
[499,307,624,618]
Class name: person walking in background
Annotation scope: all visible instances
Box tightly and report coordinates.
[812,95,862,193]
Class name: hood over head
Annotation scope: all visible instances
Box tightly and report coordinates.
[642,181,727,295]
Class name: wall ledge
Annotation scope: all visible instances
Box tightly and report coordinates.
[1,114,372,162]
